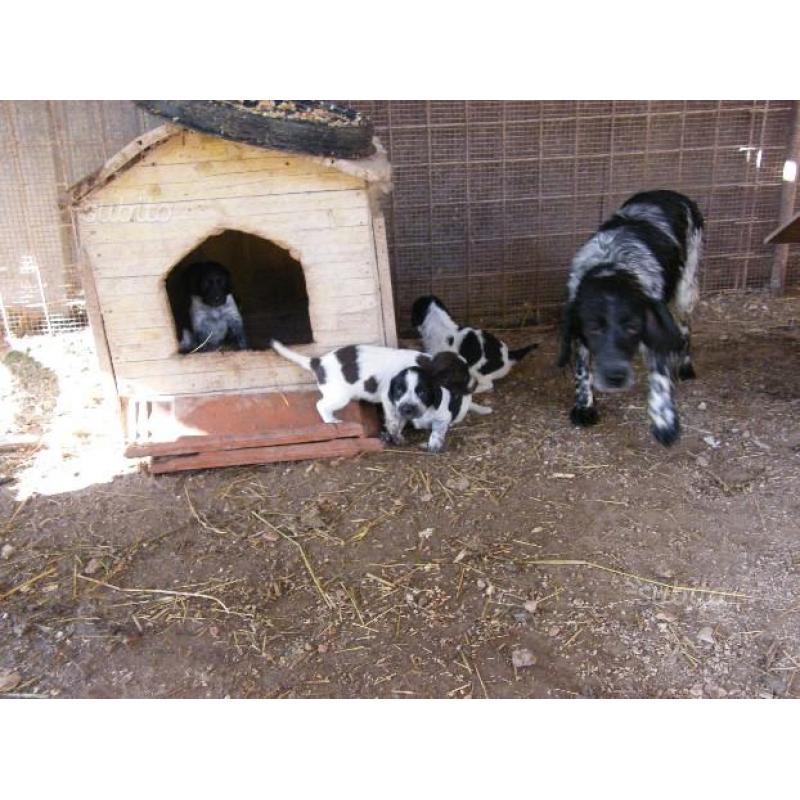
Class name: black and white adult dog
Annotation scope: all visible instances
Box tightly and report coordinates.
[270,340,490,452]
[178,261,248,353]
[411,295,538,393]
[558,190,704,446]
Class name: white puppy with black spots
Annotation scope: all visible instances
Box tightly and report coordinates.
[411,295,538,393]
[271,341,490,452]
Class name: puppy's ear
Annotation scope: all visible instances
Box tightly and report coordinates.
[187,263,203,297]
[557,302,576,367]
[411,296,432,329]
[643,300,683,355]
[427,352,471,395]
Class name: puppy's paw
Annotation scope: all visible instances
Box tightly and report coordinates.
[651,420,680,447]
[424,440,444,454]
[380,430,405,446]
[677,362,697,381]
[570,405,599,427]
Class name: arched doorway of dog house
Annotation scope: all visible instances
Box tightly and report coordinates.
[165,230,313,352]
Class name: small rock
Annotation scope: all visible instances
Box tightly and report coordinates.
[697,402,707,411]
[697,626,715,645]
[299,502,327,530]
[703,435,721,449]
[84,557,102,575]
[511,647,537,669]
[655,565,676,581]
[764,674,787,696]
[419,491,434,503]
[695,454,710,468]
[548,625,561,637]
[523,600,539,614]
[0,670,21,693]
[655,611,677,623]
[317,643,329,654]
[417,527,434,542]
[476,578,487,590]
[0,543,14,560]
[445,477,470,492]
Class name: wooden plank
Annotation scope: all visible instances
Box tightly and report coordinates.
[79,185,368,223]
[118,372,313,397]
[86,223,373,258]
[765,211,800,245]
[105,301,380,359]
[147,436,384,474]
[124,392,378,457]
[92,247,378,280]
[137,131,280,164]
[371,211,398,347]
[77,244,121,415]
[127,422,365,457]
[85,168,363,207]
[102,153,364,187]
[84,205,370,258]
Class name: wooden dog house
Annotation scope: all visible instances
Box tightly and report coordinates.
[70,121,396,472]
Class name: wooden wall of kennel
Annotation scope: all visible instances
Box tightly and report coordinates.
[70,123,396,470]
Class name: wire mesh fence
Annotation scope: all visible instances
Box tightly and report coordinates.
[0,100,797,339]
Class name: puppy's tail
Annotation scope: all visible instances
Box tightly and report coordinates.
[270,339,312,371]
[508,342,538,362]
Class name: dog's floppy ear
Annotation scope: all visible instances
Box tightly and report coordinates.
[411,295,449,329]
[425,352,471,395]
[557,302,576,368]
[643,300,683,355]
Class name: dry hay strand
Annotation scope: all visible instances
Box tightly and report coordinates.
[1,497,29,536]
[0,565,57,600]
[185,485,231,537]
[77,574,249,616]
[524,558,750,599]
[251,511,334,609]
[350,503,403,543]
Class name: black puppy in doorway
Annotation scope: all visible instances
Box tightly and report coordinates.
[178,261,248,353]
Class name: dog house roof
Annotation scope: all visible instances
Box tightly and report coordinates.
[68,123,392,207]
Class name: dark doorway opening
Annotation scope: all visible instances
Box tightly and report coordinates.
[166,229,313,351]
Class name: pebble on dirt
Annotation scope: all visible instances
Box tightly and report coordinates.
[512,648,537,669]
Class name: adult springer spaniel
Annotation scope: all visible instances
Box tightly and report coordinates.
[558,190,704,446]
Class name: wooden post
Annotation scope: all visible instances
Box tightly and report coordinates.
[770,101,800,294]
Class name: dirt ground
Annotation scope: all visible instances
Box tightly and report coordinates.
[1,291,799,699]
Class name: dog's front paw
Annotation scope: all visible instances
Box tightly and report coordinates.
[570,405,599,427]
[651,419,680,447]
[424,440,444,454]
[380,430,405,446]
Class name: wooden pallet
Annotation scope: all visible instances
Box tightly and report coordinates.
[123,391,383,474]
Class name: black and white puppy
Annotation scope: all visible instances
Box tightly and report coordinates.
[270,341,490,452]
[384,351,491,452]
[558,189,704,446]
[411,295,538,393]
[178,261,248,353]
